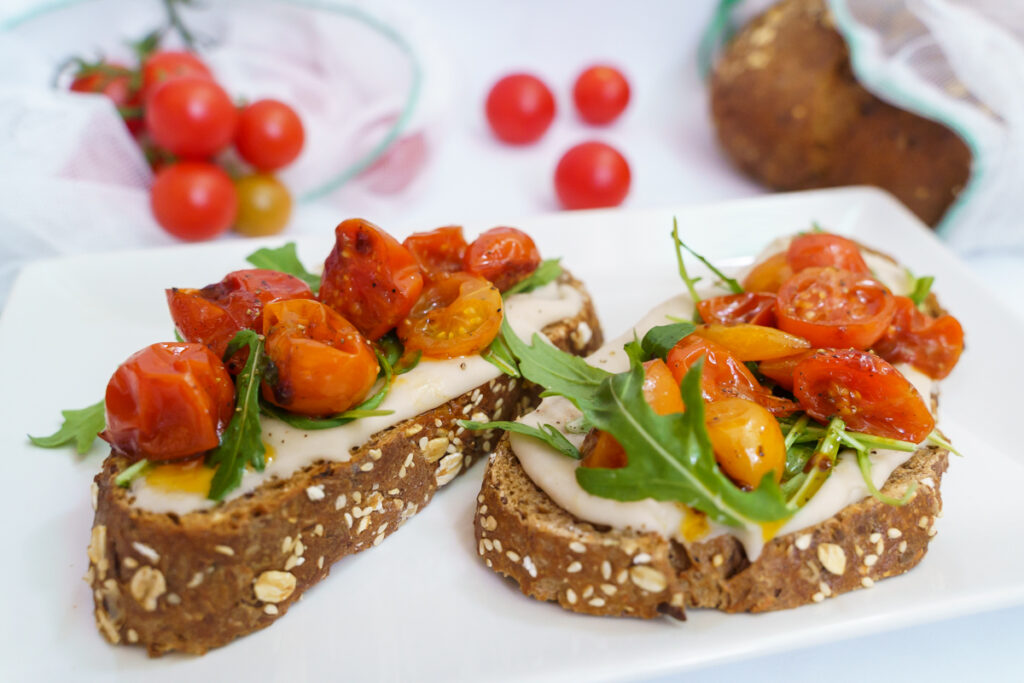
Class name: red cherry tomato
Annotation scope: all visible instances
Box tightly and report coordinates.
[150,162,237,241]
[787,233,871,275]
[319,218,424,340]
[775,267,896,349]
[261,299,379,416]
[573,65,630,125]
[145,76,237,159]
[872,296,964,379]
[554,141,631,210]
[742,252,792,294]
[485,73,556,144]
[463,227,541,291]
[398,273,503,359]
[141,50,212,99]
[757,350,817,392]
[793,349,935,442]
[697,292,777,327]
[69,62,144,135]
[101,343,235,461]
[235,99,305,171]
[403,226,468,280]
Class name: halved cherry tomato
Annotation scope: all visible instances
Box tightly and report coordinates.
[776,267,896,349]
[693,324,810,361]
[262,299,379,416]
[793,349,934,442]
[398,273,503,358]
[705,398,785,488]
[463,227,541,292]
[319,218,424,340]
[742,252,792,294]
[757,350,818,391]
[697,292,777,327]
[787,233,871,275]
[872,296,964,379]
[666,336,796,416]
[403,226,468,279]
[101,343,235,461]
[167,269,313,369]
[69,61,144,135]
[141,50,212,100]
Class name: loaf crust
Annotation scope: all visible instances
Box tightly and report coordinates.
[86,273,602,656]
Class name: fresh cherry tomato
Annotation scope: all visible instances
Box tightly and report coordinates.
[666,335,796,416]
[403,226,468,279]
[398,273,503,359]
[145,76,237,159]
[757,350,817,392]
[101,342,235,461]
[167,269,313,368]
[573,65,630,125]
[742,252,792,294]
[793,349,935,442]
[463,226,541,291]
[233,174,292,237]
[261,299,379,416]
[697,292,777,327]
[235,99,305,171]
[554,141,631,210]
[319,218,424,340]
[787,233,871,275]
[775,267,896,349]
[693,323,811,361]
[141,50,212,99]
[150,162,237,241]
[485,73,556,144]
[872,296,964,379]
[69,61,144,135]
[705,398,785,488]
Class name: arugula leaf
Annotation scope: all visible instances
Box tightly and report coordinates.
[482,332,521,377]
[206,330,267,501]
[908,275,934,307]
[672,219,743,295]
[461,419,581,460]
[503,259,563,297]
[245,242,321,293]
[640,322,695,361]
[855,449,917,506]
[115,459,153,488]
[29,400,105,454]
[785,417,844,508]
[927,429,961,457]
[671,218,703,322]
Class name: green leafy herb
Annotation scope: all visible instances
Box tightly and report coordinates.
[672,219,743,295]
[640,322,695,361]
[671,218,703,322]
[174,328,185,342]
[785,417,844,508]
[909,275,935,307]
[245,242,321,293]
[461,419,581,460]
[115,459,153,488]
[394,350,422,375]
[376,332,404,369]
[855,449,917,506]
[261,402,393,430]
[482,332,520,377]
[810,221,825,233]
[927,429,962,457]
[503,259,563,297]
[28,400,106,454]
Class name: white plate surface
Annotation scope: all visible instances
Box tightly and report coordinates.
[1,187,1020,681]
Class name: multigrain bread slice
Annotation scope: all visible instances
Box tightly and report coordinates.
[475,439,948,619]
[85,272,603,656]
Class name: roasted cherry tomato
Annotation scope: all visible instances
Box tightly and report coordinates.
[793,349,934,442]
[262,299,379,416]
[101,343,235,461]
[705,398,785,488]
[757,350,817,392]
[319,218,424,340]
[462,226,541,292]
[693,323,810,361]
[168,269,313,368]
[233,173,292,237]
[403,226,468,279]
[872,296,964,379]
[554,141,631,210]
[787,233,871,275]
[775,267,896,350]
[742,252,792,294]
[666,335,796,416]
[150,162,237,241]
[235,99,305,171]
[145,76,237,159]
[573,65,630,125]
[398,273,503,358]
[141,50,212,99]
[485,73,556,144]
[697,292,777,327]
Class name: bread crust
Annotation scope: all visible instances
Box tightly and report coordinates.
[86,273,602,656]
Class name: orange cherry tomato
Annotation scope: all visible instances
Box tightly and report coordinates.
[463,227,541,292]
[704,398,785,488]
[697,292,777,327]
[787,233,871,275]
[757,350,818,392]
[101,343,235,461]
[402,226,468,280]
[693,324,811,361]
[872,296,964,380]
[775,267,896,350]
[397,273,503,359]
[742,252,792,294]
[666,336,797,416]
[261,299,379,416]
[319,218,424,340]
[793,349,935,442]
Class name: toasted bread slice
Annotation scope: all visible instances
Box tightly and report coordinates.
[86,273,602,656]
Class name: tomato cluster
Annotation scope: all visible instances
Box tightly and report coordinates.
[67,49,305,241]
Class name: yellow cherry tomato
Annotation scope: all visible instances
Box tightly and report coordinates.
[693,323,811,361]
[704,397,785,488]
[233,174,292,237]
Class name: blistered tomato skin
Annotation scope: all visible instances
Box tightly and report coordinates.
[398,273,503,359]
[463,227,541,292]
[786,233,871,275]
[403,226,468,279]
[704,398,786,488]
[693,323,811,361]
[697,292,777,327]
[872,296,964,379]
[101,343,235,462]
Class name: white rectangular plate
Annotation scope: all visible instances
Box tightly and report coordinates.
[1,187,1021,681]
